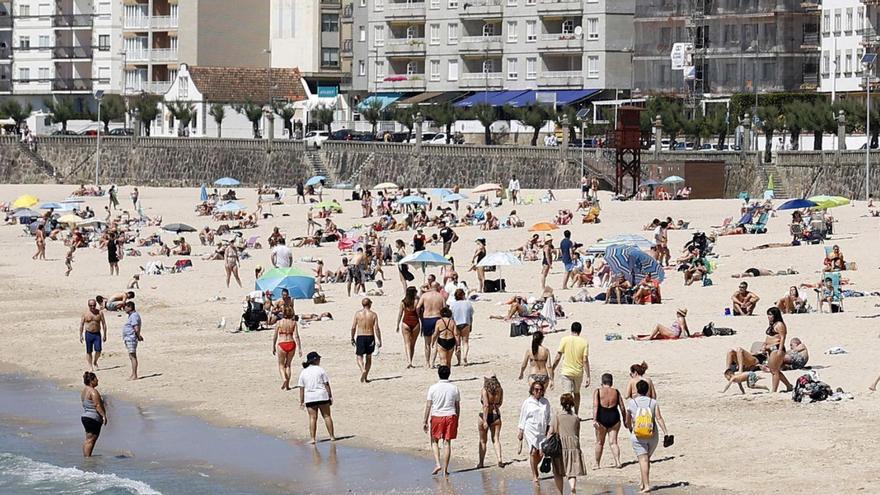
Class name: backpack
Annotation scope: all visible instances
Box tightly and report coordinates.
[793,373,833,403]
[632,400,655,440]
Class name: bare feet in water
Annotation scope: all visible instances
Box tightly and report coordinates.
[431,466,442,475]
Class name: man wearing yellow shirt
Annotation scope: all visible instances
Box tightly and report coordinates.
[551,322,591,413]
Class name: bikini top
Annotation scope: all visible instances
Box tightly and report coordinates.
[278,322,296,335]
[437,318,455,337]
[766,324,779,337]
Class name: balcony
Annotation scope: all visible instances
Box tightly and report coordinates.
[125,50,149,63]
[145,80,172,94]
[460,0,503,19]
[801,32,819,48]
[385,38,426,56]
[151,48,178,62]
[537,0,583,16]
[538,33,584,51]
[460,35,503,54]
[52,46,93,59]
[152,15,178,29]
[459,72,503,89]
[386,2,426,20]
[862,27,879,47]
[376,76,426,91]
[342,3,353,20]
[341,39,353,55]
[537,70,584,87]
[53,78,94,92]
[123,16,149,29]
[53,15,94,28]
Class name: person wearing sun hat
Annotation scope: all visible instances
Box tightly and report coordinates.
[634,308,691,341]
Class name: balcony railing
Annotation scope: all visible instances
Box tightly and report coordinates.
[125,50,150,62]
[538,70,584,87]
[460,35,503,52]
[53,15,94,28]
[145,80,172,94]
[342,39,353,54]
[387,2,426,18]
[459,72,503,88]
[459,0,502,17]
[539,33,584,51]
[152,15,178,29]
[385,38,427,55]
[151,48,178,62]
[52,46,93,59]
[53,78,94,91]
[802,32,819,46]
[123,16,149,29]
[376,76,426,90]
[537,0,583,14]
[342,3,353,19]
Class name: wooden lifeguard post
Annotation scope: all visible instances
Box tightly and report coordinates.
[614,106,644,196]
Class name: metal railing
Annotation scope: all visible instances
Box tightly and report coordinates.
[53,15,94,28]
[461,35,502,44]
[123,16,149,29]
[152,15,178,29]
[52,46,93,58]
[151,48,178,62]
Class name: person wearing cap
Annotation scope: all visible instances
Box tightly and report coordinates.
[298,351,336,444]
[635,308,690,340]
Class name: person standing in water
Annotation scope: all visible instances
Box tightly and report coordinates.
[273,307,302,390]
[122,301,143,380]
[351,298,382,383]
[80,372,107,457]
[79,299,107,372]
[298,351,336,444]
[424,365,460,477]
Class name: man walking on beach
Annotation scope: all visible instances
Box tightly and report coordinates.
[424,365,460,477]
[271,239,292,268]
[552,322,591,413]
[508,175,521,204]
[80,299,107,372]
[417,285,445,368]
[122,301,143,380]
[438,221,457,256]
[351,298,382,383]
[560,230,575,290]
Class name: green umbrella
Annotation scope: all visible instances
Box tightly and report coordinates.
[808,195,850,209]
[313,201,342,212]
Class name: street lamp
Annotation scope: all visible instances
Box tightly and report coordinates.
[94,90,104,186]
[863,53,877,200]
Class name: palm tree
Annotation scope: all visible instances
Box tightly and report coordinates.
[0,100,32,131]
[514,103,551,146]
[469,103,496,145]
[312,104,335,133]
[167,101,194,136]
[392,104,417,140]
[128,93,161,136]
[209,103,225,138]
[273,103,296,138]
[233,101,264,138]
[44,96,78,132]
[425,102,459,143]
[360,100,383,136]
[757,105,782,162]
[98,94,126,133]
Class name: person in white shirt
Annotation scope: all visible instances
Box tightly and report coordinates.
[518,380,552,482]
[423,365,461,477]
[298,351,336,444]
[271,240,292,268]
[443,273,467,306]
[508,175,521,204]
[449,288,474,366]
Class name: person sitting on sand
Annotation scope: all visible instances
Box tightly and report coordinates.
[604,274,632,304]
[782,338,809,370]
[683,255,708,286]
[632,274,661,304]
[148,241,171,257]
[172,237,191,255]
[506,210,524,228]
[490,295,529,320]
[128,274,140,290]
[721,369,769,394]
[105,291,135,311]
[823,244,845,271]
[574,256,594,287]
[634,309,690,340]
[817,276,841,313]
[731,282,760,315]
[776,286,807,314]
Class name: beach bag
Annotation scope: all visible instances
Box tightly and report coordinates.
[633,402,655,440]
[793,373,833,403]
[539,455,553,473]
[509,320,529,337]
[483,278,505,292]
[702,277,713,286]
[541,434,562,458]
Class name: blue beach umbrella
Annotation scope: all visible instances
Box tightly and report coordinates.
[256,267,316,299]
[306,175,326,187]
[199,184,208,202]
[663,175,685,184]
[398,195,429,205]
[777,198,819,211]
[604,244,665,285]
[214,177,240,187]
[398,250,451,274]
[442,193,467,202]
[639,179,662,188]
[431,188,453,198]
[216,201,245,213]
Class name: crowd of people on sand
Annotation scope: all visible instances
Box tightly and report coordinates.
[11,175,880,494]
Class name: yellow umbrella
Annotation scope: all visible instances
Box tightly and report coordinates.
[808,195,850,209]
[373,182,399,190]
[12,194,39,209]
[57,214,83,224]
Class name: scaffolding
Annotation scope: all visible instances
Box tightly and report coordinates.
[684,0,709,112]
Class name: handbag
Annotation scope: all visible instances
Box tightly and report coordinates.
[539,455,553,473]
[541,434,562,458]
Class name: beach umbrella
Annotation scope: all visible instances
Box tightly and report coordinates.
[77,218,106,228]
[398,195,429,205]
[431,188,453,198]
[12,195,39,209]
[216,201,245,213]
[529,222,559,232]
[214,177,240,187]
[639,179,661,188]
[442,193,467,202]
[13,208,40,218]
[373,182,399,190]
[162,223,197,233]
[663,175,685,184]
[472,183,502,193]
[477,251,522,268]
[587,234,654,254]
[398,250,451,275]
[306,175,326,187]
[39,202,67,210]
[808,195,850,209]
[604,244,665,285]
[199,184,208,202]
[56,214,83,224]
[776,198,818,211]
[313,200,343,212]
[256,267,316,299]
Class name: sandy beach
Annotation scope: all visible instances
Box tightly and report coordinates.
[1,183,878,494]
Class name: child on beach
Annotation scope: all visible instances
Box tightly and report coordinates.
[128,274,140,290]
[722,370,769,394]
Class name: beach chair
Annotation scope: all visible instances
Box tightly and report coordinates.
[245,235,262,249]
[816,271,844,313]
[746,212,769,234]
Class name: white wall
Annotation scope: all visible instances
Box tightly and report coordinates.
[270,0,319,71]
[819,0,866,96]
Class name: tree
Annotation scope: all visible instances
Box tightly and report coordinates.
[469,103,496,145]
[553,106,583,142]
[425,102,459,143]
[209,103,225,138]
[514,103,551,146]
[128,93,161,136]
[782,100,812,150]
[360,100,383,136]
[273,103,296,138]
[392,104,418,140]
[310,104,334,134]
[233,101,264,138]
[98,94,126,133]
[44,97,78,132]
[703,106,730,148]
[167,101,194,136]
[757,105,782,162]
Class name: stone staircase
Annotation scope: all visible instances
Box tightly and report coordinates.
[761,165,789,199]
[343,151,375,186]
[303,149,333,183]
[17,141,58,181]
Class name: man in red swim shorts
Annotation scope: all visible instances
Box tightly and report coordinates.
[423,365,460,477]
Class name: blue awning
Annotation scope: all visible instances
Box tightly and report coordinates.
[454,90,530,108]
[505,89,601,108]
[357,93,404,111]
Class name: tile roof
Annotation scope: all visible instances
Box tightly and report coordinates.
[187,66,307,104]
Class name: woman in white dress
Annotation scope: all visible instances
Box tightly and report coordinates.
[517,381,552,483]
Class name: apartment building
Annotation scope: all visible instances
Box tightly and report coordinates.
[3,0,121,106]
[633,0,820,97]
[349,0,634,99]
[819,0,866,97]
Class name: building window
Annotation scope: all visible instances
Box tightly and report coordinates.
[448,0,458,8]
[19,36,30,49]
[375,60,385,79]
[358,60,365,76]
[448,23,459,44]
[38,35,50,48]
[321,49,339,68]
[406,25,418,38]
[406,61,418,75]
[19,4,30,16]
[761,62,774,82]
[98,1,111,15]
[834,50,841,75]
[19,67,29,81]
[858,7,865,33]
[430,24,440,44]
[37,3,50,18]
[821,50,829,75]
[834,9,841,33]
[526,20,536,42]
[482,59,494,73]
[38,67,49,80]
[507,21,517,42]
[430,0,440,8]
[587,56,599,78]
[448,59,459,81]
[508,0,516,5]
[507,57,517,80]
[483,23,496,37]
[763,23,776,47]
[845,50,852,74]
[845,8,853,33]
[322,14,339,32]
[562,20,574,35]
[98,67,110,80]
[526,57,536,79]
[375,0,383,11]
[374,25,384,46]
[360,0,366,6]
[822,10,830,34]
[359,26,366,42]
[525,0,535,5]
[99,35,110,51]
[430,59,440,80]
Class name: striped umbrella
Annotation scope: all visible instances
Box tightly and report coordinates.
[586,234,654,254]
[604,244,665,285]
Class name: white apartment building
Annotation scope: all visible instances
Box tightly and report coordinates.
[122,0,179,95]
[819,0,867,97]
[350,0,633,98]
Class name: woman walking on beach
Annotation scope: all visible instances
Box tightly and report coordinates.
[470,238,487,292]
[107,231,120,276]
[477,375,504,468]
[518,332,552,389]
[548,393,586,494]
[396,286,420,368]
[81,372,107,457]
[450,289,474,366]
[224,241,242,288]
[593,373,627,468]
[625,362,657,399]
[273,308,302,390]
[298,351,336,444]
[108,184,119,210]
[540,236,554,290]
[518,381,552,483]
[431,307,459,368]
[626,380,670,493]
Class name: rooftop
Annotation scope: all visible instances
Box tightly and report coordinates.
[187,66,307,103]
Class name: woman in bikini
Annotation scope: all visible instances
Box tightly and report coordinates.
[635,308,690,340]
[593,373,627,469]
[518,332,552,389]
[624,362,657,399]
[430,307,459,368]
[272,308,302,390]
[224,242,242,288]
[764,307,793,392]
[477,375,504,468]
[540,236,554,290]
[471,238,487,292]
[396,286,420,368]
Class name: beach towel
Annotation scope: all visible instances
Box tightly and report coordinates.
[540,297,557,331]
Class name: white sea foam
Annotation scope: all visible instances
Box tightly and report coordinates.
[0,453,162,495]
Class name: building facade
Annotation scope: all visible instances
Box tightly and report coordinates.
[633,0,821,97]
[819,0,866,97]
[349,0,634,96]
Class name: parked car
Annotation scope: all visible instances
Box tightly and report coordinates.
[79,129,100,136]
[351,131,377,142]
[571,138,598,148]
[108,128,134,136]
[51,130,78,136]
[328,129,358,141]
[648,138,671,151]
[389,132,411,143]
[672,142,695,151]
[303,130,330,148]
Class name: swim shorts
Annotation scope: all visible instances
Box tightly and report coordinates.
[430,415,459,440]
[421,317,439,337]
[124,338,138,354]
[355,335,376,356]
[85,331,102,353]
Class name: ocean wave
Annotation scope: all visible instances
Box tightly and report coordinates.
[0,453,161,495]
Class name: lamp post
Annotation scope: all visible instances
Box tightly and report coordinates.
[865,53,876,200]
[94,90,104,186]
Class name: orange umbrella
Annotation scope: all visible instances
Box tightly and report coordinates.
[529,222,559,232]
[472,183,502,193]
